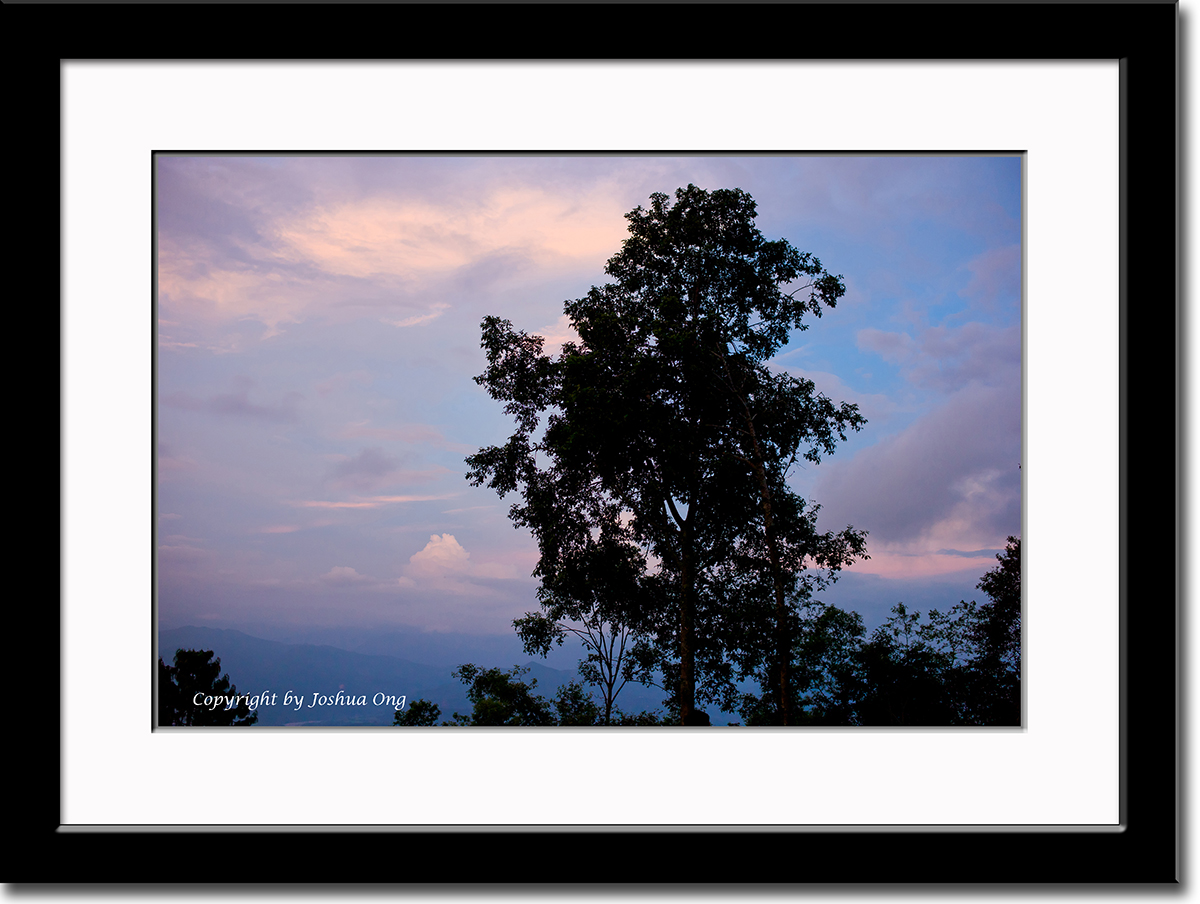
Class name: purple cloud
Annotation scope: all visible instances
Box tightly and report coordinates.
[813,382,1021,551]
[857,322,1019,392]
[164,377,302,423]
[327,447,406,493]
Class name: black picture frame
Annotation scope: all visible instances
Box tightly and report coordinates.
[31,1,1176,885]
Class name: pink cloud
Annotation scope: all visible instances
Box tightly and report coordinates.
[157,180,632,340]
[338,420,447,446]
[848,548,1001,580]
[533,314,582,354]
[292,494,455,510]
[385,303,450,328]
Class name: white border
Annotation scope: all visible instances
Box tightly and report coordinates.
[62,61,1119,826]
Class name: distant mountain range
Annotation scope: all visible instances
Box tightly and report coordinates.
[158,626,674,726]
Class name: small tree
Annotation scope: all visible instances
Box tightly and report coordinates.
[158,648,258,726]
[447,664,556,726]
[552,681,602,726]
[964,536,1021,725]
[503,445,655,724]
[393,699,442,726]
[854,603,960,726]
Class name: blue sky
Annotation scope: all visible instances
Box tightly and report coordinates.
[156,155,1021,646]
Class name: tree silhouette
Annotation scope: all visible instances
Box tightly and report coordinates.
[855,603,961,726]
[447,664,557,726]
[468,185,867,724]
[158,648,258,726]
[393,699,441,726]
[735,598,866,726]
[501,423,654,723]
[396,668,661,727]
[965,536,1021,724]
[851,538,1021,726]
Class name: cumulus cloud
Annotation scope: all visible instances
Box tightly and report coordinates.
[408,533,472,577]
[319,564,369,585]
[319,565,374,586]
[400,533,518,591]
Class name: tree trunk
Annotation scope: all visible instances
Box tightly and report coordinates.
[721,351,792,724]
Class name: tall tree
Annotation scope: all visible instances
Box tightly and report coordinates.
[468,185,867,724]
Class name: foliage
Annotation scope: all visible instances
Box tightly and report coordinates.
[853,537,1021,726]
[508,482,651,724]
[736,599,866,725]
[964,536,1021,724]
[731,537,1022,727]
[609,707,668,726]
[158,648,258,726]
[447,664,557,726]
[467,185,868,724]
[552,680,602,726]
[853,603,963,726]
[393,698,442,726]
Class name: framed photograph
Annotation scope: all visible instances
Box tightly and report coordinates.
[40,2,1175,885]
[153,150,1025,735]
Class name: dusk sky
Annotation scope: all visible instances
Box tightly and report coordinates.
[155,155,1022,653]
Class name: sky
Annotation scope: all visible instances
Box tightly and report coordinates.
[155,155,1022,653]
